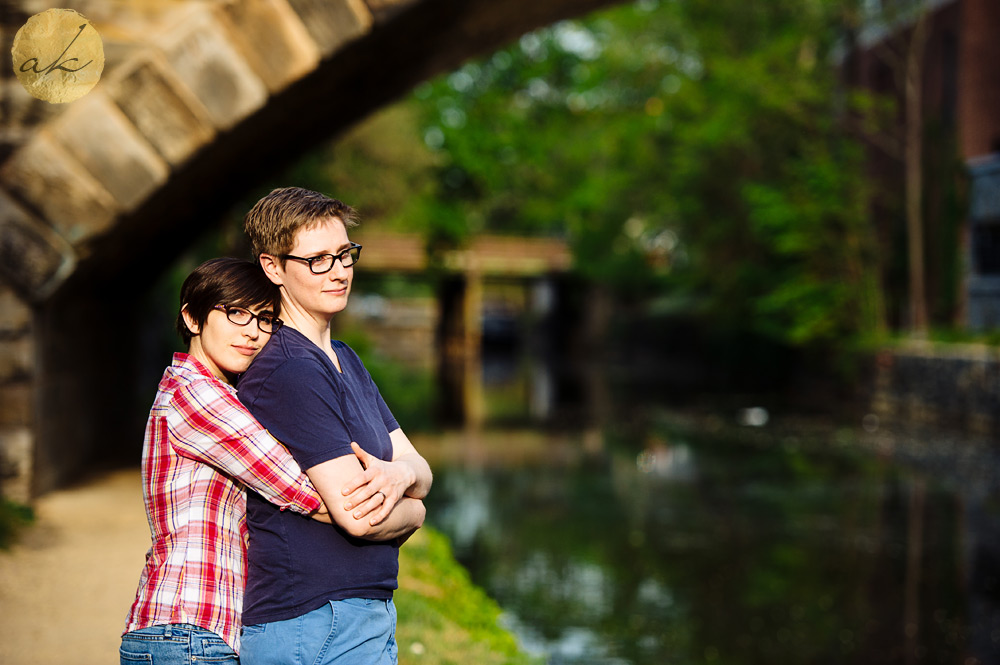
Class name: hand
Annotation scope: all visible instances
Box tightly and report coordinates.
[309,500,332,524]
[342,442,416,526]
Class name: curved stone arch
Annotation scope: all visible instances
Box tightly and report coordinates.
[0,0,620,499]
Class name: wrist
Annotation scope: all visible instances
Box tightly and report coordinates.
[400,459,417,491]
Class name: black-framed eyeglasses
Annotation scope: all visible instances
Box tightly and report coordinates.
[281,243,362,274]
[213,305,282,334]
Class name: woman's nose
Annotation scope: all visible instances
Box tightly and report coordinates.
[329,259,349,279]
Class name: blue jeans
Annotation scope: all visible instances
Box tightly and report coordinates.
[120,624,238,664]
[241,599,397,665]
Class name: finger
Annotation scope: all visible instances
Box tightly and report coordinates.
[353,491,385,520]
[343,482,380,509]
[368,499,393,526]
[341,468,375,497]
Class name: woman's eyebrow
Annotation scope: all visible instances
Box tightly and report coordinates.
[300,244,349,257]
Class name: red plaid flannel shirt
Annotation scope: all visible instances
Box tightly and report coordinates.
[123,353,321,652]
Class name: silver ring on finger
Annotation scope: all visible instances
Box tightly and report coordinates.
[375,491,386,503]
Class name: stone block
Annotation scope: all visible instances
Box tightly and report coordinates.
[219,0,320,92]
[0,427,33,504]
[158,6,268,131]
[0,286,33,336]
[0,338,33,382]
[285,0,373,57]
[106,53,216,166]
[0,383,31,428]
[364,0,420,22]
[0,132,118,245]
[0,77,66,130]
[0,189,76,299]
[50,92,169,213]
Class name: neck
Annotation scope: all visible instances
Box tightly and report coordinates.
[279,300,334,351]
[186,342,230,384]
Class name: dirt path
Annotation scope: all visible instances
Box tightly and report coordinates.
[0,468,149,665]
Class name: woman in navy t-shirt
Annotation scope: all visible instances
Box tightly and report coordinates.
[239,188,432,665]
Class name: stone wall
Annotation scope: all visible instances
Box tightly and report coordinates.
[0,286,34,503]
[871,343,1000,435]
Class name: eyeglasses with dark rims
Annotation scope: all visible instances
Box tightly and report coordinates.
[212,305,282,334]
[280,243,362,274]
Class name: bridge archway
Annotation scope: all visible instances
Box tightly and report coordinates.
[0,0,619,499]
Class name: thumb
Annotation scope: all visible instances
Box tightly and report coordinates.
[351,441,371,468]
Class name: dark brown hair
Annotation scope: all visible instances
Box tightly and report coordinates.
[176,258,281,345]
[243,186,358,262]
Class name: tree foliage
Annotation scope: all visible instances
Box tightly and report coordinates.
[308,0,884,350]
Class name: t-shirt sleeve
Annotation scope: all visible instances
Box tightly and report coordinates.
[243,356,356,470]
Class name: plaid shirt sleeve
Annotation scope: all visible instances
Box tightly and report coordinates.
[167,378,322,514]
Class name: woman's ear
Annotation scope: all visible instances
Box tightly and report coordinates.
[259,254,284,286]
[180,305,201,337]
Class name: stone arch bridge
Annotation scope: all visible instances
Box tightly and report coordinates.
[0,0,617,501]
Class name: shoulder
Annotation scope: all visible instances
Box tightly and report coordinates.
[241,338,336,404]
[331,340,364,368]
[243,355,331,398]
[165,374,239,425]
[165,354,228,395]
[247,330,326,377]
[171,371,233,403]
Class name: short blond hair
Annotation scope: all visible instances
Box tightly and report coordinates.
[244,187,358,261]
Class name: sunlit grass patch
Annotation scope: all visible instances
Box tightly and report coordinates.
[396,527,541,665]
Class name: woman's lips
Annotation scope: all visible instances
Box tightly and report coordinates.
[233,345,258,356]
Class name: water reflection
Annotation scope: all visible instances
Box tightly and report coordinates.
[421,421,1000,665]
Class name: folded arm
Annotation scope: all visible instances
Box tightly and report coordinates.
[306,451,425,541]
[341,429,433,528]
[168,379,325,518]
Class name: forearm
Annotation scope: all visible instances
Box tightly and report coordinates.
[169,384,321,514]
[388,429,433,500]
[307,454,422,539]
[394,453,432,500]
[309,500,332,523]
[354,497,425,541]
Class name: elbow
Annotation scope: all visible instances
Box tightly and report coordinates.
[342,517,374,539]
[411,499,426,530]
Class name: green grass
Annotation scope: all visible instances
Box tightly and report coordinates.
[395,527,542,665]
[0,499,34,550]
[883,327,1000,347]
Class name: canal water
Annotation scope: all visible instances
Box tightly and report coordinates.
[418,380,1000,664]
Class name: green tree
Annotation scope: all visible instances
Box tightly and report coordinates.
[406,0,883,348]
[297,0,884,354]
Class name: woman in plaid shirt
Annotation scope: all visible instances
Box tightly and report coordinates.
[121,258,330,664]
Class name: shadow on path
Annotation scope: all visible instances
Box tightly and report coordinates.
[0,468,148,665]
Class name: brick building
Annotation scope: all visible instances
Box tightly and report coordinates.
[840,0,1000,329]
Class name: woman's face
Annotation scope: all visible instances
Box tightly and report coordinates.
[184,305,273,382]
[274,217,353,323]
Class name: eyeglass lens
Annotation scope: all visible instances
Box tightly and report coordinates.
[307,246,360,273]
[221,306,277,333]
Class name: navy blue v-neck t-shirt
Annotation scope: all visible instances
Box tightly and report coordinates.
[237,326,400,626]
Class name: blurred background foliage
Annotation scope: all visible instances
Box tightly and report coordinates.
[157,0,923,390]
[277,0,887,361]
